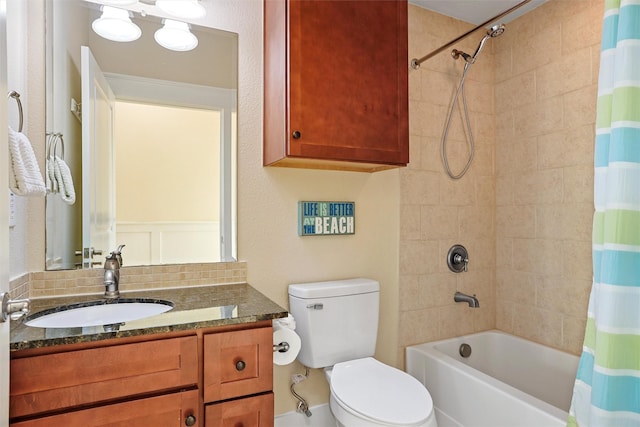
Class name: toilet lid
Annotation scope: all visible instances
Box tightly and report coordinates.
[330,357,433,426]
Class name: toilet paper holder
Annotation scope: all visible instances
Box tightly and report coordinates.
[273,342,290,353]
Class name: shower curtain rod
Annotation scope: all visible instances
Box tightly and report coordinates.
[410,0,534,69]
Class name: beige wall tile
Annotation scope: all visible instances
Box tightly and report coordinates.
[400,240,440,275]
[495,71,536,114]
[562,240,595,281]
[513,95,564,138]
[564,84,598,128]
[421,205,458,240]
[513,169,563,205]
[538,125,594,169]
[419,136,446,172]
[536,47,592,100]
[401,0,599,358]
[496,205,536,238]
[496,238,513,270]
[401,204,422,241]
[537,276,592,318]
[564,164,594,204]
[512,304,563,348]
[459,206,495,238]
[399,308,440,347]
[562,6,603,54]
[401,170,441,205]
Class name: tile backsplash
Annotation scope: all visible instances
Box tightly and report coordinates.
[10,262,247,299]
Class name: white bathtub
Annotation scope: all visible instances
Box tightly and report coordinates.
[406,330,579,427]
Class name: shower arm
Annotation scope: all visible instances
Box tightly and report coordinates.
[410,0,533,69]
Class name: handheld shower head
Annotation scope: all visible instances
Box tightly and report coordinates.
[471,23,506,62]
[488,23,506,38]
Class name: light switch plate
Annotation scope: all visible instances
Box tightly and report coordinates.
[9,190,16,227]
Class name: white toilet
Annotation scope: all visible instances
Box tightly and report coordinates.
[288,278,437,427]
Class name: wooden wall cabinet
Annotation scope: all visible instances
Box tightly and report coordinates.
[10,323,275,427]
[264,0,409,172]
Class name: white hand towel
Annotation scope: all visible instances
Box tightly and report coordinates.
[53,156,75,205]
[8,127,46,197]
[46,157,55,193]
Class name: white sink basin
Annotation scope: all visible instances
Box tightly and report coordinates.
[24,299,174,328]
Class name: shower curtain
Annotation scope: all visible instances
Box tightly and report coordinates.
[567,0,640,426]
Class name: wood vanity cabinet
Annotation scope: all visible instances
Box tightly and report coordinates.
[9,323,275,427]
[203,327,274,426]
[10,390,200,427]
[264,0,409,172]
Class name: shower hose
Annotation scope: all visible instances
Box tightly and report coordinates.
[442,61,475,180]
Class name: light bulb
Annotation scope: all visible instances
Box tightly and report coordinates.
[154,19,198,51]
[92,6,141,42]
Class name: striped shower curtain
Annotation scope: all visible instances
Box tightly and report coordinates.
[567,0,640,426]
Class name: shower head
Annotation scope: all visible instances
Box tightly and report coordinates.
[487,24,506,38]
[451,23,506,65]
[470,23,506,62]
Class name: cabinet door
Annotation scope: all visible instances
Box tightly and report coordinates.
[10,336,198,418]
[11,389,200,427]
[203,327,272,402]
[205,393,274,427]
[264,0,408,169]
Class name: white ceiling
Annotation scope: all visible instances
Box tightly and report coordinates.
[408,0,548,25]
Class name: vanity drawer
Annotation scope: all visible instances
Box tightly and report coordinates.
[10,335,198,418]
[11,389,200,427]
[205,392,274,427]
[203,326,273,402]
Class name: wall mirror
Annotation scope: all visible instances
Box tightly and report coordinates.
[45,0,238,270]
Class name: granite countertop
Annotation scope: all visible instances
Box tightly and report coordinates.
[10,283,288,351]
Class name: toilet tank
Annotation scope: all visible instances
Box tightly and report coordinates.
[288,278,380,369]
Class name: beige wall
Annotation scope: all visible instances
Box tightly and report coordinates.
[14,0,400,416]
[401,0,601,360]
[14,0,603,417]
[494,1,601,354]
[401,6,497,361]
[114,102,219,222]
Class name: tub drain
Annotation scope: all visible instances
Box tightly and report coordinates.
[459,343,472,358]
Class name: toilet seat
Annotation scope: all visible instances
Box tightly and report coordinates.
[330,357,434,426]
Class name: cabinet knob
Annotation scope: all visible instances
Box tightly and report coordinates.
[292,130,301,139]
[235,360,246,371]
[185,414,196,426]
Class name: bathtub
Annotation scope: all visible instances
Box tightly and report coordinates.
[406,330,579,427]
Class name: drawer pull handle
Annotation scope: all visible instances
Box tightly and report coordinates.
[185,414,196,426]
[292,130,301,139]
[235,360,246,371]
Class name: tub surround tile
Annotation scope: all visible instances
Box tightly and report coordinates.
[403,0,600,356]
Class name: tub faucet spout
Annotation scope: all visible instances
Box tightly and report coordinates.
[454,291,479,308]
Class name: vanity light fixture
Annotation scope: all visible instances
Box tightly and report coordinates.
[92,6,142,42]
[154,19,199,51]
[156,0,206,19]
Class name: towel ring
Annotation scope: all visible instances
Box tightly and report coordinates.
[7,90,23,132]
[46,132,65,159]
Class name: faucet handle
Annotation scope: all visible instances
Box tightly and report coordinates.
[447,244,469,273]
[111,244,125,256]
[106,244,125,267]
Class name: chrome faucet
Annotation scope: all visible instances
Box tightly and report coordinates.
[104,245,125,299]
[454,291,479,308]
